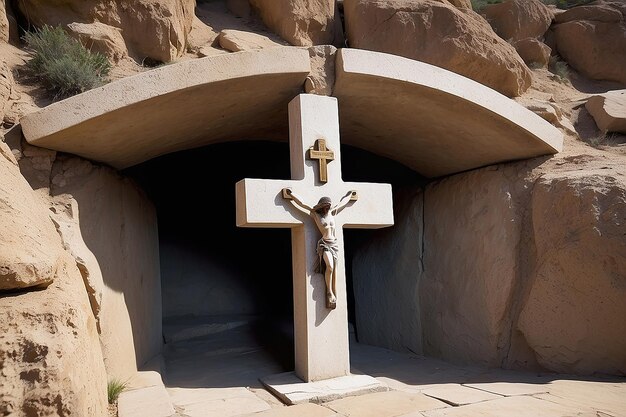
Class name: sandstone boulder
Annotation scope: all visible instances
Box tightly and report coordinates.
[249,0,344,47]
[585,89,626,133]
[0,252,108,416]
[553,3,626,84]
[519,172,626,375]
[218,29,283,52]
[0,140,63,290]
[484,0,553,42]
[554,3,622,24]
[448,0,472,9]
[17,0,194,62]
[513,37,551,67]
[67,22,128,63]
[343,0,532,97]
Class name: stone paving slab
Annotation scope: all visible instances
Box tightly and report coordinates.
[420,384,503,406]
[421,395,596,417]
[325,390,449,417]
[534,379,626,417]
[463,381,550,396]
[118,385,176,417]
[237,403,340,417]
[262,372,387,405]
[167,387,271,417]
[159,324,626,417]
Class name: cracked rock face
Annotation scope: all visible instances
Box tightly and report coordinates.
[0,252,107,416]
[249,0,344,47]
[0,141,63,291]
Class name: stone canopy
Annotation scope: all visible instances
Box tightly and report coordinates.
[20,47,562,178]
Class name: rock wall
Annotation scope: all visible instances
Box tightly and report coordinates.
[353,156,626,375]
[0,140,107,416]
[50,156,162,380]
[353,188,424,355]
[421,165,525,367]
[0,252,108,416]
[519,171,626,375]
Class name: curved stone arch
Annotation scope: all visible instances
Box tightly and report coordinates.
[21,47,562,177]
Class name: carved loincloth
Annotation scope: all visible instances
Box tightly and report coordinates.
[315,238,339,275]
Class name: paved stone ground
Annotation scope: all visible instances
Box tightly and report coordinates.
[118,320,626,417]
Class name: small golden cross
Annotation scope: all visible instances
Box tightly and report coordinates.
[308,139,335,183]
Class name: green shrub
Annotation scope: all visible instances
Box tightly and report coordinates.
[471,0,505,11]
[23,25,111,99]
[549,55,569,82]
[107,379,127,404]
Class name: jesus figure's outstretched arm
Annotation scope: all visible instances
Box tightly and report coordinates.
[282,188,313,212]
[332,191,358,215]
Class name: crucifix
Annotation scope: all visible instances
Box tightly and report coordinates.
[236,94,394,382]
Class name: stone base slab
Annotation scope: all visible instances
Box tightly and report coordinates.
[261,372,388,405]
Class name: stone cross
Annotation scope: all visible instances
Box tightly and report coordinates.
[236,94,394,382]
[308,139,334,183]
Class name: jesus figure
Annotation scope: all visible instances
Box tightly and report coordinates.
[282,188,358,309]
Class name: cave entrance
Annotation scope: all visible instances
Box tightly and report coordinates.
[125,140,422,387]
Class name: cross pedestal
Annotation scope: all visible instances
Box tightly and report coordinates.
[236,94,394,390]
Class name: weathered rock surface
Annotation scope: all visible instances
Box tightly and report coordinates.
[484,0,553,42]
[0,140,63,290]
[518,99,576,135]
[0,59,12,122]
[519,171,626,375]
[554,3,622,24]
[0,251,108,416]
[187,15,218,54]
[17,0,195,62]
[51,156,162,379]
[448,0,471,9]
[585,89,626,133]
[0,0,9,43]
[249,0,344,47]
[553,3,626,84]
[343,0,532,97]
[513,38,551,67]
[420,166,522,366]
[67,22,128,63]
[305,45,336,95]
[354,154,626,375]
[219,29,283,52]
[50,197,105,331]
